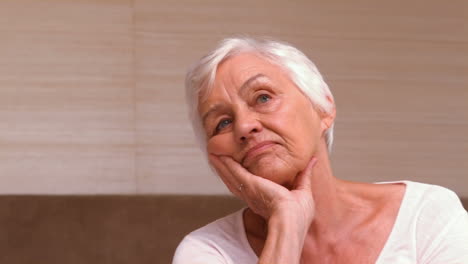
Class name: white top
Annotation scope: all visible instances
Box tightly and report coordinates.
[173,181,468,264]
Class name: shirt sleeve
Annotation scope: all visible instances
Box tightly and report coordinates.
[417,187,468,264]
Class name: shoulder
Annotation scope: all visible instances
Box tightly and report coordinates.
[172,208,256,264]
[404,181,465,215]
[374,180,464,218]
[403,181,468,262]
[398,181,466,228]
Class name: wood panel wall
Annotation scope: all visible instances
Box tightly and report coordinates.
[0,0,466,195]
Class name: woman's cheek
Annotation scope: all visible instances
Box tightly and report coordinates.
[206,134,235,156]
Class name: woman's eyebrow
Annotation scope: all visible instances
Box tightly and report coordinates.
[201,103,223,126]
[239,73,268,95]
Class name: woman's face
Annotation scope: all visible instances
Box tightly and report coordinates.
[199,53,333,187]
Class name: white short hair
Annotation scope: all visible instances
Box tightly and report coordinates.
[185,37,335,153]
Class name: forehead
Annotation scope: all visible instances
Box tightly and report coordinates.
[199,53,286,103]
[198,53,299,116]
[214,53,282,85]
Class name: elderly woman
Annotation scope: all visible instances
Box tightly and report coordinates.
[173,38,468,263]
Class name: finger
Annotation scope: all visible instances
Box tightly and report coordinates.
[209,154,239,188]
[294,157,318,190]
[209,154,242,196]
[209,154,235,184]
[219,155,253,185]
[219,155,260,195]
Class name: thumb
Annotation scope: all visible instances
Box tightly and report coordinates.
[293,157,317,190]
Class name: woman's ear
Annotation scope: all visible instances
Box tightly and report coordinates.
[320,97,336,132]
[320,108,335,132]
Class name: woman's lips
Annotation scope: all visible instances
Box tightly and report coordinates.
[242,141,277,166]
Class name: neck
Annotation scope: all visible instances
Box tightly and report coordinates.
[307,140,343,231]
[307,141,376,244]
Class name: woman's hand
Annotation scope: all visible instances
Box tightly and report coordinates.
[209,155,317,225]
[209,155,317,263]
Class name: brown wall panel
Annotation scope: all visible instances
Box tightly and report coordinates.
[0,0,135,193]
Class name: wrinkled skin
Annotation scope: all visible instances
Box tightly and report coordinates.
[200,53,333,189]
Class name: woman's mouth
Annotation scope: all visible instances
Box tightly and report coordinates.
[242,141,277,166]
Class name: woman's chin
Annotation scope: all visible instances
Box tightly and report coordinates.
[247,160,297,187]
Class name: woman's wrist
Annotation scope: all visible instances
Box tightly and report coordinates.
[259,211,309,264]
[271,207,311,242]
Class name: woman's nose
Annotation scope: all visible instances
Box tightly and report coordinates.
[234,111,263,143]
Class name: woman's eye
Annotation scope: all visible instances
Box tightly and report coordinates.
[215,119,232,133]
[256,94,271,104]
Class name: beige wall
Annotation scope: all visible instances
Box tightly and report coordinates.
[0,0,466,195]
